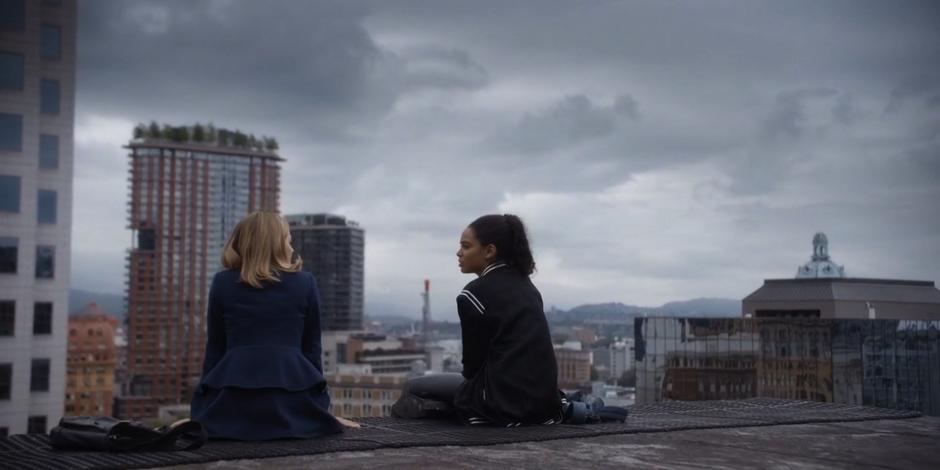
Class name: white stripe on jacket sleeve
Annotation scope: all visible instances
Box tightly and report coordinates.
[459,289,485,314]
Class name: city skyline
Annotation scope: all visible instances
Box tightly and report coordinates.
[71,1,940,320]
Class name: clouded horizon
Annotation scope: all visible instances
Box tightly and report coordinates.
[72,0,940,319]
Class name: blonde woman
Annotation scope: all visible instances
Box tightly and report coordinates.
[190,212,357,440]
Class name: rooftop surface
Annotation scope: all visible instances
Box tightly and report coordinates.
[168,416,940,470]
[3,399,937,470]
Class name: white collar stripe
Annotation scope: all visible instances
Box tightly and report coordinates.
[481,262,507,277]
[459,292,485,314]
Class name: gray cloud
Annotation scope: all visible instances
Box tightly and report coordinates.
[71,0,940,318]
[78,0,488,141]
[397,46,489,91]
[885,75,940,114]
[486,93,639,154]
[831,93,862,126]
[760,88,838,143]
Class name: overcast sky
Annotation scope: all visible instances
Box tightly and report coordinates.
[72,0,940,319]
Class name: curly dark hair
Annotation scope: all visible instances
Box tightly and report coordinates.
[468,214,536,275]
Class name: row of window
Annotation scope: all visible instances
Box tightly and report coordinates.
[0,300,52,336]
[0,176,58,221]
[0,3,60,436]
[0,52,62,93]
[0,113,63,160]
[0,358,51,401]
[1,0,62,57]
[0,238,55,277]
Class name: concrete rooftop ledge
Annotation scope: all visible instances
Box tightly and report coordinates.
[0,399,935,470]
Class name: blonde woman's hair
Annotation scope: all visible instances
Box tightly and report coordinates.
[222,212,302,288]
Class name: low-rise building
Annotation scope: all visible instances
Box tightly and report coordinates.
[744,233,940,320]
[326,373,406,418]
[554,341,592,389]
[65,303,118,417]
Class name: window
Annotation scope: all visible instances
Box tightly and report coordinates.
[40,79,59,114]
[27,416,46,434]
[30,358,50,391]
[33,302,52,335]
[41,25,61,59]
[0,363,10,400]
[39,134,58,169]
[0,237,16,275]
[138,229,155,250]
[35,245,54,279]
[38,189,56,224]
[0,113,22,151]
[0,175,20,212]
[0,0,25,30]
[0,52,23,89]
[0,301,12,336]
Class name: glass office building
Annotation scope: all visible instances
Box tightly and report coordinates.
[286,214,364,332]
[635,318,940,416]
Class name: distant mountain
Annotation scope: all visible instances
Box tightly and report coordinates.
[548,298,740,324]
[566,302,652,316]
[547,302,648,324]
[69,289,124,320]
[658,298,741,316]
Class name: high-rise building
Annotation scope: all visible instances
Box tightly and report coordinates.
[117,126,281,420]
[65,303,118,417]
[287,213,364,331]
[0,0,76,435]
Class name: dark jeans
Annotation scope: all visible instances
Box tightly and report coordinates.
[391,373,465,420]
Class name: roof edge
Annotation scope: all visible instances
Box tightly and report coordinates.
[761,278,935,287]
[125,141,284,161]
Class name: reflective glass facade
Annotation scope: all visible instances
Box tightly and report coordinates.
[635,317,940,416]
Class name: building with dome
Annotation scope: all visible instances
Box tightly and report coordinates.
[743,233,940,320]
[796,232,845,278]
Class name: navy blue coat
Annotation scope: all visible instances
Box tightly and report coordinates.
[190,269,342,440]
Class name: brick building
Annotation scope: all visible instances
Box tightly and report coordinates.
[65,303,118,417]
[116,129,281,420]
[554,342,592,389]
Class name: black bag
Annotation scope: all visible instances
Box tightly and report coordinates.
[49,416,208,452]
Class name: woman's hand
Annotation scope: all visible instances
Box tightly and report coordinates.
[336,416,361,429]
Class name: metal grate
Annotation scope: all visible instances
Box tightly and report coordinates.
[0,399,921,470]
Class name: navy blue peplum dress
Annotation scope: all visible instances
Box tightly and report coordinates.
[190,269,343,440]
